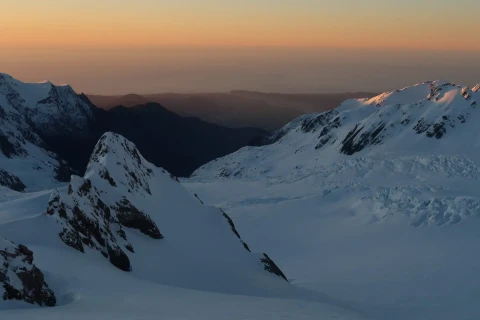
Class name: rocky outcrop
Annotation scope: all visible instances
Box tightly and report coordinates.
[47,178,134,271]
[113,198,163,240]
[340,123,385,155]
[220,209,251,252]
[260,253,288,282]
[1,239,56,306]
[47,133,163,272]
[47,174,162,272]
[47,132,289,284]
[0,169,26,192]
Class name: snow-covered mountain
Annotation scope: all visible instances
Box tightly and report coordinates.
[1,132,333,316]
[194,81,480,183]
[0,73,96,191]
[186,80,480,319]
[192,81,480,224]
[43,132,288,284]
[0,73,94,136]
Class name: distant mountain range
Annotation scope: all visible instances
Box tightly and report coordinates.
[0,73,265,191]
[88,91,377,131]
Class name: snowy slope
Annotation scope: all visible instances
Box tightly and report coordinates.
[186,81,480,319]
[0,73,96,191]
[194,81,480,183]
[43,132,289,288]
[0,133,367,319]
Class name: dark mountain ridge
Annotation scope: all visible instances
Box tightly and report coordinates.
[0,74,266,190]
[88,91,377,131]
[43,102,266,178]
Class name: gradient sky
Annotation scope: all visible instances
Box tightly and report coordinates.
[1,0,479,94]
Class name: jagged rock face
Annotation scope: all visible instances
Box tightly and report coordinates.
[47,177,133,271]
[220,209,251,252]
[339,82,477,155]
[0,239,56,306]
[260,254,288,282]
[47,175,162,272]
[47,132,289,283]
[46,133,164,272]
[223,211,288,282]
[0,169,25,192]
[251,110,341,148]
[113,198,163,239]
[46,133,166,271]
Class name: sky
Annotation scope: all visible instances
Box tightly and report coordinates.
[1,0,479,94]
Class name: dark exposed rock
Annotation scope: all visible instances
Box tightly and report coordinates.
[114,198,163,240]
[0,169,26,192]
[221,209,251,252]
[47,179,134,272]
[0,133,26,158]
[413,119,431,134]
[100,168,116,187]
[1,239,56,306]
[426,122,446,139]
[340,123,385,155]
[107,245,131,272]
[260,253,288,282]
[300,111,338,133]
[315,135,333,150]
[194,194,204,204]
[47,134,168,272]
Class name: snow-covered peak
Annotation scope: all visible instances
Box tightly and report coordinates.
[0,73,97,191]
[87,132,145,168]
[192,80,480,226]
[0,72,94,136]
[0,73,14,84]
[365,81,433,107]
[45,133,288,293]
[86,132,158,197]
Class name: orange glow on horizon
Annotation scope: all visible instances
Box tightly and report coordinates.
[1,1,479,51]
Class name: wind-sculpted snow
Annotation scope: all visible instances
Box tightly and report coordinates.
[0,238,56,306]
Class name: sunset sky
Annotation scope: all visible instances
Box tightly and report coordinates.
[1,0,479,94]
